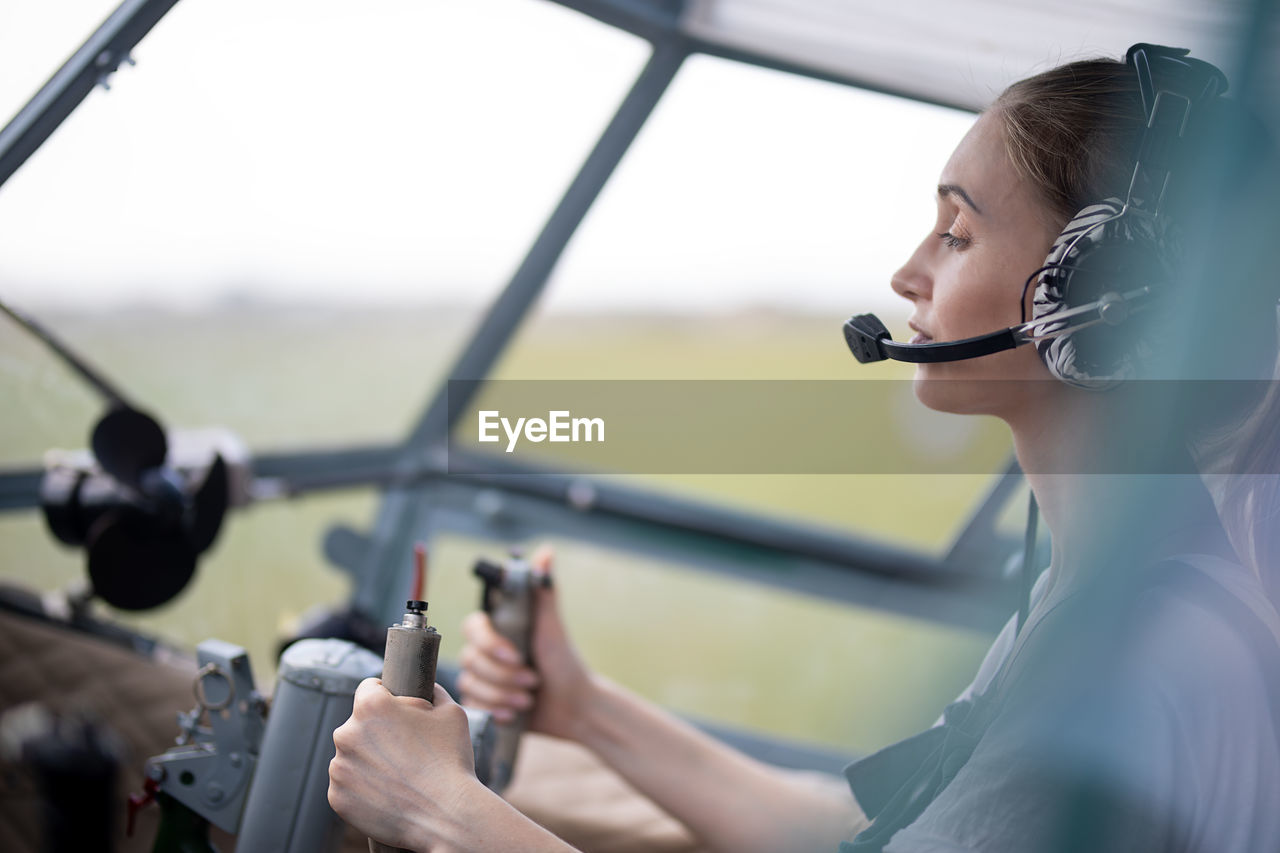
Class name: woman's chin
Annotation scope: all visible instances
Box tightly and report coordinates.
[913,371,958,413]
[912,368,998,416]
[911,347,1054,416]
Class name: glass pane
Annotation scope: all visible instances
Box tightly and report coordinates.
[487,54,1007,554]
[0,0,647,677]
[0,0,121,125]
[0,305,476,461]
[0,0,649,455]
[0,310,104,466]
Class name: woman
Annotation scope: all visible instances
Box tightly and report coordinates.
[328,47,1280,852]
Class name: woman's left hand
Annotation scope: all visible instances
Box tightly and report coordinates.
[328,678,484,851]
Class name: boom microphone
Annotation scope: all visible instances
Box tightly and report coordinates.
[843,287,1148,364]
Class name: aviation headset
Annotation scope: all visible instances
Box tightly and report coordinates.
[844,43,1230,389]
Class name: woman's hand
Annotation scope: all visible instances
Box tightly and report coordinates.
[328,679,486,851]
[458,545,595,742]
[457,545,865,853]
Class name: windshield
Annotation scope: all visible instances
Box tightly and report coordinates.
[0,2,1007,737]
[0,0,649,458]
[473,53,1003,554]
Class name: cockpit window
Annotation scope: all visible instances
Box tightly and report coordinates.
[0,0,649,454]
[480,53,1002,554]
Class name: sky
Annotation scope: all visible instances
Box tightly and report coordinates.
[0,0,974,313]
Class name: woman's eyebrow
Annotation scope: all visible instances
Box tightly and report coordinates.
[937,184,983,215]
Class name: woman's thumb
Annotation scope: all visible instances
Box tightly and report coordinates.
[529,544,563,631]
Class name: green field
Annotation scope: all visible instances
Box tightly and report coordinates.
[0,303,1009,755]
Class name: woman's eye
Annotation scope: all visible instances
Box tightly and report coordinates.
[936,230,971,250]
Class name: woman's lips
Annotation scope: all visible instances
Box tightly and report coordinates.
[909,333,933,345]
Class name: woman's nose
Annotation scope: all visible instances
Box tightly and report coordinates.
[891,239,933,303]
[890,268,918,302]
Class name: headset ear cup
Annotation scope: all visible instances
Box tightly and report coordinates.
[1032,199,1171,389]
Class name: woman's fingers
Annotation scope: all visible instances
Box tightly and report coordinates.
[531,544,554,574]
[461,610,524,664]
[458,671,527,717]
[457,613,539,699]
[459,643,539,689]
[457,610,541,725]
[457,668,533,712]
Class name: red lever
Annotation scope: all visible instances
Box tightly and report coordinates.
[126,775,161,837]
[412,542,428,602]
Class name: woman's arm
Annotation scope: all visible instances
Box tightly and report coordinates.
[459,547,866,853]
[572,674,866,853]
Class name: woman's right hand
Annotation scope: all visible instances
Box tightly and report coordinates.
[458,545,595,742]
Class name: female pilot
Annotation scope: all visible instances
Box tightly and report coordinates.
[328,46,1280,852]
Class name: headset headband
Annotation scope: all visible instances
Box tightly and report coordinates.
[1123,43,1228,213]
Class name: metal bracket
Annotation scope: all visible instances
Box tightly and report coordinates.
[145,639,266,834]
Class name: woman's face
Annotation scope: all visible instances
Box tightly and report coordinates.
[892,110,1062,417]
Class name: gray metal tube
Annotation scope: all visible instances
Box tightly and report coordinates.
[369,606,441,853]
[474,556,537,792]
[236,638,382,853]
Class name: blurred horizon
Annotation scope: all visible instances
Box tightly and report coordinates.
[1,287,911,318]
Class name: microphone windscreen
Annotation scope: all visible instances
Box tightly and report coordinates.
[843,314,892,363]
